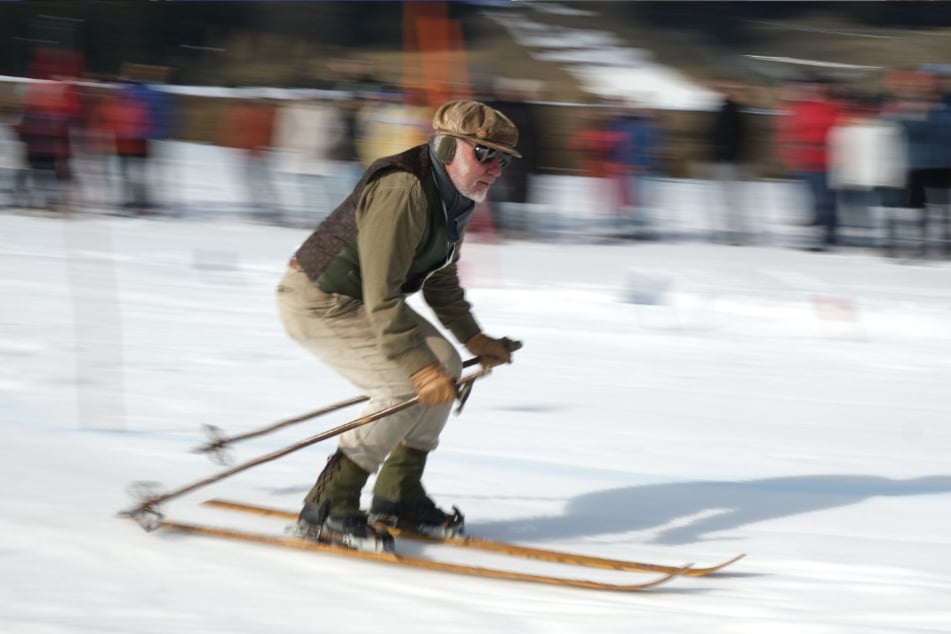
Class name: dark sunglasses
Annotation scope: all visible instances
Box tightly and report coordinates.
[472,144,512,168]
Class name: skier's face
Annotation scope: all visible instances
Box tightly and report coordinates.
[445,139,506,203]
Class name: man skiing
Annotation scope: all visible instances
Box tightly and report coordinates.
[275,99,521,552]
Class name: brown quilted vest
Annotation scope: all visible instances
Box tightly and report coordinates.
[292,144,444,297]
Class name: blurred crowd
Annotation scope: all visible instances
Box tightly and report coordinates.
[3,64,951,259]
[775,68,951,257]
[0,69,172,217]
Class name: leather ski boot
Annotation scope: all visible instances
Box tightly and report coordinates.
[369,444,465,538]
[297,450,394,553]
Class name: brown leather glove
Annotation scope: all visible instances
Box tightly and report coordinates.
[465,333,516,369]
[410,363,458,406]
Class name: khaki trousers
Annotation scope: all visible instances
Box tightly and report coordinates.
[275,267,461,473]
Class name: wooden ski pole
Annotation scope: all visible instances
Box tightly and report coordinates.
[193,356,485,461]
[120,370,488,531]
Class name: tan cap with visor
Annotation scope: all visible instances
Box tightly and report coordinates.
[432,99,522,159]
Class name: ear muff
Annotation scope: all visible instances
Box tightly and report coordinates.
[434,135,456,163]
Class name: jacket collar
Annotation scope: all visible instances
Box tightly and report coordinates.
[429,145,476,242]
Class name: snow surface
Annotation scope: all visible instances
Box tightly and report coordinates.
[3,149,951,632]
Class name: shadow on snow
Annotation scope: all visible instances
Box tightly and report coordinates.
[469,474,951,545]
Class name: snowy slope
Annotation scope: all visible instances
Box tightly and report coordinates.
[2,155,951,631]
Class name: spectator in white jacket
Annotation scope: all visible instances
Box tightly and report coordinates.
[273,94,347,224]
[828,98,907,253]
[0,112,28,208]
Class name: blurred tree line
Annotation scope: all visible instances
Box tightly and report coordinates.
[5,2,951,85]
[628,1,951,45]
[0,1,483,83]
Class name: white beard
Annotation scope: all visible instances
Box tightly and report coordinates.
[461,187,488,203]
[453,166,490,203]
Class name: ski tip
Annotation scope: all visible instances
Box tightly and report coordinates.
[716,553,746,568]
[684,552,747,577]
[634,562,693,591]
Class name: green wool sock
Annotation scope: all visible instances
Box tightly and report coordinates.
[373,444,429,503]
[304,450,370,517]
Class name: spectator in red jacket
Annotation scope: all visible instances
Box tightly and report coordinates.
[15,78,82,213]
[98,81,153,215]
[776,80,843,250]
[221,95,280,220]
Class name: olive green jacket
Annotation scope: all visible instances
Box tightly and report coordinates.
[293,145,480,376]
